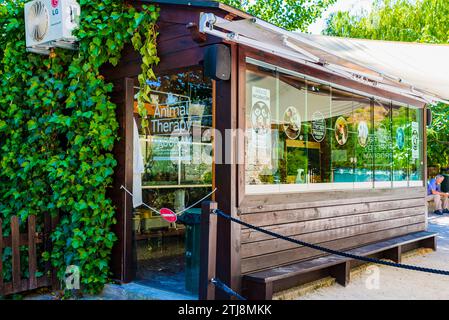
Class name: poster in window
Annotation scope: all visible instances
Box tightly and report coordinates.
[335,117,348,146]
[250,86,272,165]
[283,106,301,140]
[311,111,326,142]
[357,121,369,148]
[411,121,419,159]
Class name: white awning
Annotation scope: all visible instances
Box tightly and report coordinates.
[199,13,449,105]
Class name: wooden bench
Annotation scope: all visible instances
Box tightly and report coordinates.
[242,231,437,300]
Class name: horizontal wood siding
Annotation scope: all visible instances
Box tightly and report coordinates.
[240,188,427,274]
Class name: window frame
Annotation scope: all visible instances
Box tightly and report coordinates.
[238,47,426,197]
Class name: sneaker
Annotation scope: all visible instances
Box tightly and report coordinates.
[434,210,444,215]
[443,209,449,214]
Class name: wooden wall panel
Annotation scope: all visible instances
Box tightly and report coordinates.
[241,223,425,274]
[239,190,427,275]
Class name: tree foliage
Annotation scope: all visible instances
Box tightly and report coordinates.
[0,0,158,294]
[221,0,336,31]
[324,0,449,168]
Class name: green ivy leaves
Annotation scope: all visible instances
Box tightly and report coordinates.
[0,0,159,295]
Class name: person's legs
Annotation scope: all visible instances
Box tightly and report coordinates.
[433,195,443,211]
[442,196,449,211]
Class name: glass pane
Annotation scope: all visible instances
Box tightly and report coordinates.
[245,64,278,187]
[331,88,356,187]
[409,107,424,185]
[353,97,373,188]
[373,100,393,188]
[278,71,307,185]
[306,81,332,184]
[392,104,409,187]
[133,69,213,298]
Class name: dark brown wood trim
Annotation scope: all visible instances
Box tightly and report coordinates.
[214,43,241,298]
[11,216,20,292]
[237,44,246,207]
[123,78,135,282]
[27,215,37,289]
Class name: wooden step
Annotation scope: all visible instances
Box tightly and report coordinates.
[242,231,437,300]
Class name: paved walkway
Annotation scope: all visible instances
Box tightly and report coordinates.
[297,215,449,300]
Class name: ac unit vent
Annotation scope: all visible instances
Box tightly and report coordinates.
[27,1,49,42]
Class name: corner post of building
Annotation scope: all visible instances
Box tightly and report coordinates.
[214,43,242,299]
[423,104,429,229]
[199,201,218,300]
[111,77,135,283]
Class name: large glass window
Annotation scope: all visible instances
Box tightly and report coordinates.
[245,58,424,194]
[133,70,213,297]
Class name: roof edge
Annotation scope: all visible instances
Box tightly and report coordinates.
[139,0,253,19]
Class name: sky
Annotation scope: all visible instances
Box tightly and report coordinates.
[307,0,374,34]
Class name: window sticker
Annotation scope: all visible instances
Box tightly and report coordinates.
[357,121,369,148]
[283,106,301,140]
[411,121,419,159]
[335,116,348,146]
[250,86,272,166]
[311,111,326,142]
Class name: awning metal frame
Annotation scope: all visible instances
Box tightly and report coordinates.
[199,12,445,106]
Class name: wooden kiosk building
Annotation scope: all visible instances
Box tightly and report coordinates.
[106,0,438,299]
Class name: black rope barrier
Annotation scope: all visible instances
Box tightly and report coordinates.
[213,209,449,277]
[211,278,246,300]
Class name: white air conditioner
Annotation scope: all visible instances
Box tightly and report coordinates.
[25,0,80,55]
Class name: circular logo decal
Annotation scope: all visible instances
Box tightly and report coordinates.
[283,106,301,140]
[357,121,369,148]
[311,111,326,142]
[412,128,419,152]
[396,127,405,150]
[251,101,271,134]
[335,117,348,146]
[51,0,59,8]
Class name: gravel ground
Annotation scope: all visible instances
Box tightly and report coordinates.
[296,215,449,300]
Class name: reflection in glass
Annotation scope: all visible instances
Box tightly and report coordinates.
[306,81,332,184]
[409,107,424,184]
[133,70,213,297]
[374,100,392,188]
[244,59,424,193]
[392,104,409,187]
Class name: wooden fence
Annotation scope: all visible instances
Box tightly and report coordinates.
[0,214,58,296]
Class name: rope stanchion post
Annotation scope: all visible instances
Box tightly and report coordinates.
[199,201,218,300]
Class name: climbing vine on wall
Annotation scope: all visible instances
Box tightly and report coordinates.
[0,0,159,294]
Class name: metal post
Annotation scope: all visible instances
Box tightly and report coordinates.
[199,201,218,300]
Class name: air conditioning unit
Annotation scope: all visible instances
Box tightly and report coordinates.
[25,0,80,55]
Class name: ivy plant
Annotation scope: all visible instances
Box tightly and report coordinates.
[0,0,159,294]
